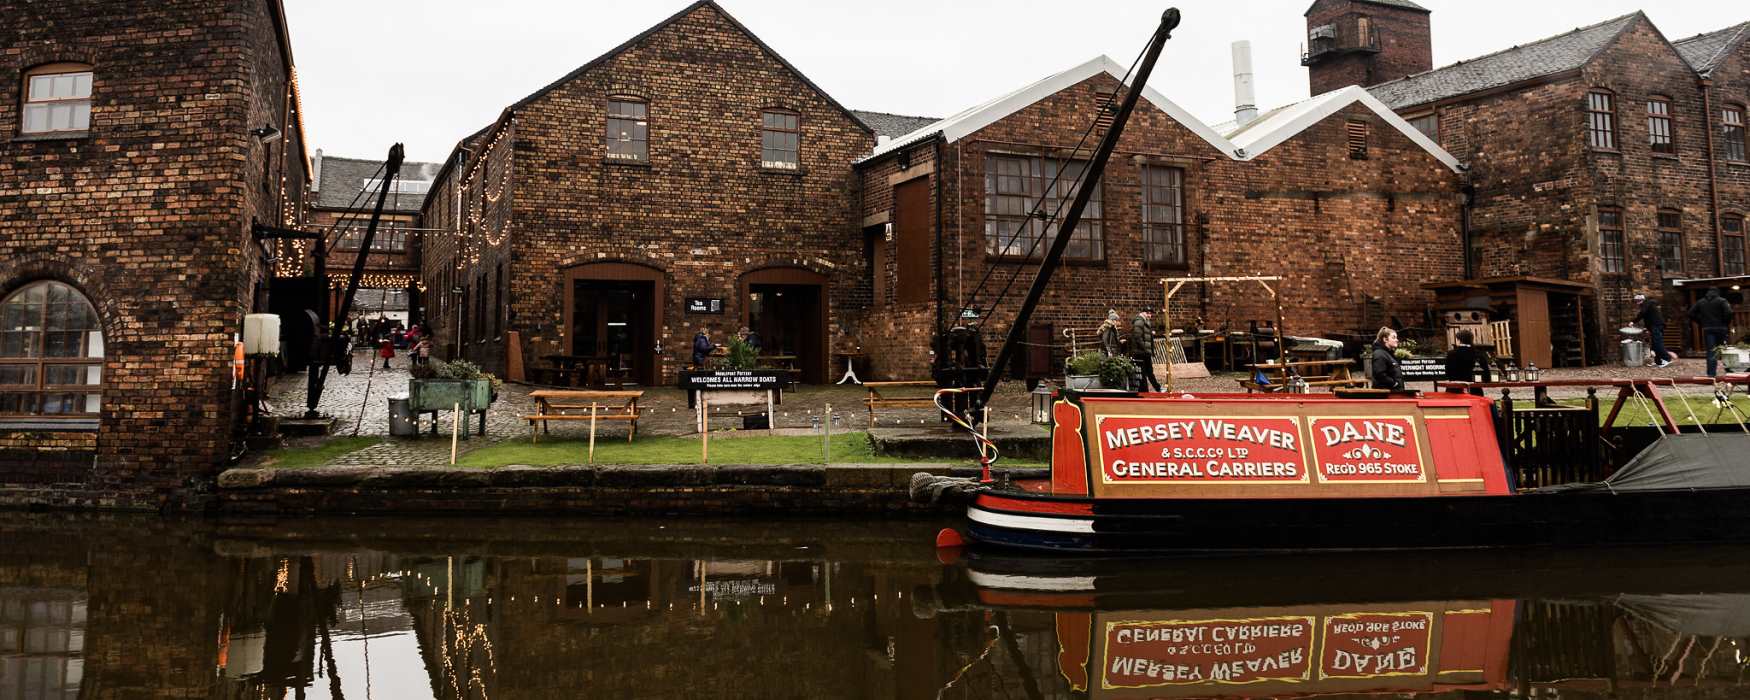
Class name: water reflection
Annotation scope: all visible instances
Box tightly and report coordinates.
[4,515,1750,698]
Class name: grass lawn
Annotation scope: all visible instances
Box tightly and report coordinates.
[456,432,1012,467]
[260,436,379,468]
[1543,394,1750,428]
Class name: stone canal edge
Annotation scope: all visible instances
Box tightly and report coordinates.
[211,464,1048,516]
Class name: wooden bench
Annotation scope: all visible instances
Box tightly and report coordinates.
[524,390,643,443]
[863,380,941,428]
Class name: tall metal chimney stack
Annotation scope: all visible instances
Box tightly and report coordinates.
[1232,40,1258,127]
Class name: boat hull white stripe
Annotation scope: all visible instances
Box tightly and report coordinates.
[968,506,1096,534]
[966,570,1097,592]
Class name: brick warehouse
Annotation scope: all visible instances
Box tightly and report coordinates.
[419,0,874,386]
[0,0,311,504]
[306,151,443,331]
[854,58,1465,379]
[1303,0,1750,363]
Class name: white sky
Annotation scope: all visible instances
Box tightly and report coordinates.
[283,0,1744,164]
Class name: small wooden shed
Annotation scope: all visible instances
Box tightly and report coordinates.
[1423,276,1595,369]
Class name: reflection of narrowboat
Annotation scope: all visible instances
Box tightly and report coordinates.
[921,551,1750,698]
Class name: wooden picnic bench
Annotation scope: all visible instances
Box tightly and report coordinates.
[523,390,643,443]
[863,380,940,428]
[1240,359,1365,394]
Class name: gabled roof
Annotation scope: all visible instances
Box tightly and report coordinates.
[312,155,445,212]
[506,0,870,134]
[859,55,1237,163]
[1675,21,1750,76]
[1369,12,1641,110]
[1224,86,1462,172]
[853,110,939,140]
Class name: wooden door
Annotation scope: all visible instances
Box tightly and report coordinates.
[893,178,931,306]
[1516,288,1551,368]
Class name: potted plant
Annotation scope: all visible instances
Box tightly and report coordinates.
[1065,351,1137,390]
[724,336,759,370]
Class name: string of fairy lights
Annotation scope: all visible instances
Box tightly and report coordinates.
[452,118,516,273]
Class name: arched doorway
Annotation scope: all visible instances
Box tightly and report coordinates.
[563,262,665,386]
[739,267,829,384]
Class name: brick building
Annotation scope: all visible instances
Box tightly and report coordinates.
[307,150,443,328]
[420,0,874,385]
[1303,2,1750,363]
[0,0,311,504]
[852,57,1465,379]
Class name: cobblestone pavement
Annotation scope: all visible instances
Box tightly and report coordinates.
[267,352,1738,467]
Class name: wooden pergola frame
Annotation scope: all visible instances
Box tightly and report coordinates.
[1160,276,1287,391]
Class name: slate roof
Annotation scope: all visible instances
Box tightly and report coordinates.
[1675,21,1750,75]
[852,110,939,140]
[313,155,445,213]
[1368,13,1640,110]
[1303,0,1428,16]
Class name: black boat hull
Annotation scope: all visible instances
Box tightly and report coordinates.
[965,487,1750,553]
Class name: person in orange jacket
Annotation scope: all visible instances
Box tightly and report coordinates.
[378,337,395,369]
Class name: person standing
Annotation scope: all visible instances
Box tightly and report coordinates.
[1130,310,1162,392]
[1370,327,1405,391]
[413,335,432,367]
[691,328,715,369]
[377,337,395,369]
[1097,310,1124,358]
[1688,288,1735,377]
[1633,293,1673,368]
[1442,329,1492,383]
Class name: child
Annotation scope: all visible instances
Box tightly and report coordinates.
[378,337,395,369]
[414,336,432,366]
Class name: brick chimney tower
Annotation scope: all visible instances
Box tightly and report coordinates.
[1303,0,1432,95]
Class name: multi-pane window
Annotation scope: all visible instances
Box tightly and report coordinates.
[1726,215,1747,277]
[1647,98,1674,154]
[0,281,102,418]
[1408,113,1438,142]
[21,64,93,134]
[1141,166,1186,266]
[604,98,648,162]
[335,221,407,252]
[984,155,1103,261]
[761,110,800,170]
[1657,210,1683,277]
[1586,91,1617,150]
[1598,208,1625,274]
[1725,106,1747,162]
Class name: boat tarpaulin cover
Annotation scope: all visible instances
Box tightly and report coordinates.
[1575,434,1750,492]
[1615,594,1750,637]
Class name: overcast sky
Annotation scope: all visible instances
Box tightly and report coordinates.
[283,0,1744,164]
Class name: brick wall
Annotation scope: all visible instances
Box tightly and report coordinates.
[1306,0,1433,95]
[855,74,1462,379]
[423,2,874,384]
[0,0,308,497]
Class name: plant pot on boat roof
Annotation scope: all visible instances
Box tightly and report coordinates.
[1065,351,1136,390]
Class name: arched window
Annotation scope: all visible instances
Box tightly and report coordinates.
[21,62,93,135]
[0,281,103,417]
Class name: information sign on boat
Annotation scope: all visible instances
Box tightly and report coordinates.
[1095,416,1308,484]
[1309,417,1427,483]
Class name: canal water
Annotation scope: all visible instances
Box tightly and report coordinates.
[5,514,1750,699]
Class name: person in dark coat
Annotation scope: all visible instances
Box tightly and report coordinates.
[1097,310,1124,358]
[1633,293,1673,368]
[1443,328,1492,383]
[1130,311,1162,392]
[1370,327,1405,391]
[691,329,715,369]
[1687,288,1735,377]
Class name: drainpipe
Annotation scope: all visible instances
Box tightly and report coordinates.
[934,137,946,367]
[1461,180,1476,279]
[1701,77,1724,277]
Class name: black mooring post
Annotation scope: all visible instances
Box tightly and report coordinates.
[979,8,1182,407]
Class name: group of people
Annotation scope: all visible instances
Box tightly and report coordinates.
[1637,289,1737,377]
[690,326,763,368]
[370,322,432,369]
[1096,309,1163,392]
[1369,326,1493,392]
